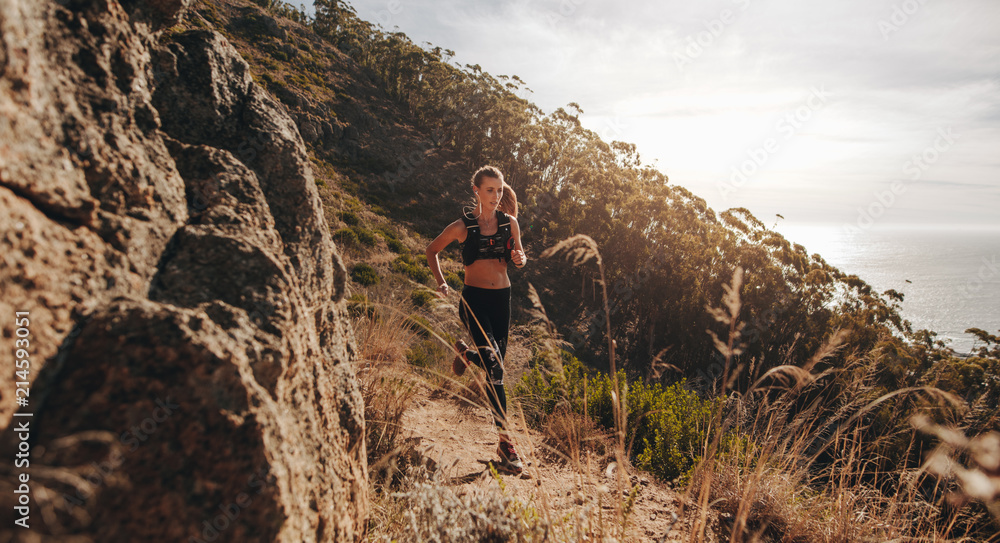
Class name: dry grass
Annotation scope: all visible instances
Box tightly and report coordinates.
[541,405,613,468]
[682,268,999,543]
[352,294,421,365]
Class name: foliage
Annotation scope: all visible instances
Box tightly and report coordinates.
[594,374,717,481]
[350,262,380,286]
[338,210,360,225]
[351,225,378,246]
[391,254,430,283]
[405,338,446,368]
[444,271,463,290]
[376,225,407,253]
[332,227,357,247]
[516,353,715,481]
[410,288,434,307]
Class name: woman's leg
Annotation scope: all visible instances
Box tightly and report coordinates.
[460,286,522,470]
[459,286,508,429]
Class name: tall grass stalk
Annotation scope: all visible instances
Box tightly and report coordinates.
[542,234,631,538]
[688,266,745,543]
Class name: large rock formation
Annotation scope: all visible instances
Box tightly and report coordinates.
[0,0,366,540]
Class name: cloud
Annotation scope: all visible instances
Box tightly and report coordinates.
[338,0,1000,226]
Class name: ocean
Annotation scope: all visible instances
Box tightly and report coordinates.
[775,224,1000,354]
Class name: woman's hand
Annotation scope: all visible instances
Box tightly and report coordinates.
[436,282,450,298]
[512,249,526,268]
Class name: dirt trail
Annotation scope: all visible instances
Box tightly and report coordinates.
[399,327,699,541]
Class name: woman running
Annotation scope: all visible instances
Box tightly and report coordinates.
[426,165,527,473]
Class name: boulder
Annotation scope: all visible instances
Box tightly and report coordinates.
[0,1,365,541]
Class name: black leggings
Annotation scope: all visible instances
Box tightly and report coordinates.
[458,285,510,429]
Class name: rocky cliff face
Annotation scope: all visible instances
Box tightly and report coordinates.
[0,0,366,540]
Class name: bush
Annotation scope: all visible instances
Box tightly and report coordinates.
[351,263,380,286]
[514,352,590,428]
[392,254,430,283]
[352,225,378,246]
[338,210,360,225]
[410,289,435,307]
[386,237,407,253]
[515,353,716,481]
[406,338,447,368]
[445,271,464,290]
[333,227,358,247]
[627,380,717,481]
[375,225,406,252]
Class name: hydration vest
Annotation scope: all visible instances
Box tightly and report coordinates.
[461,210,514,265]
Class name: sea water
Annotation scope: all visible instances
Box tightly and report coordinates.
[776,224,1000,354]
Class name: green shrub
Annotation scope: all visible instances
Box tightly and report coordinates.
[411,289,435,307]
[627,380,716,481]
[338,210,360,225]
[445,271,464,290]
[406,338,447,368]
[333,227,358,246]
[352,226,379,246]
[351,263,380,286]
[376,225,400,240]
[379,228,407,253]
[392,254,430,283]
[515,353,716,481]
[386,238,407,253]
[514,352,590,428]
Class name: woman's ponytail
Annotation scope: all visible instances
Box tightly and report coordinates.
[500,181,518,218]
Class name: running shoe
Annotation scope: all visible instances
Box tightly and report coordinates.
[497,440,524,474]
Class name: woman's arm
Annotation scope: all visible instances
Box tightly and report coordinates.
[426,219,465,297]
[509,217,526,268]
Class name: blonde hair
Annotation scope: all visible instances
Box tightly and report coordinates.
[471,165,518,218]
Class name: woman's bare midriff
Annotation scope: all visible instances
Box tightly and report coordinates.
[463,259,510,289]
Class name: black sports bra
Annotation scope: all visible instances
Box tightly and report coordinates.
[461,210,513,266]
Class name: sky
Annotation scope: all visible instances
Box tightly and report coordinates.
[324,0,1000,234]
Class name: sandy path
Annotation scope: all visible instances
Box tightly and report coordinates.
[400,384,694,541]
